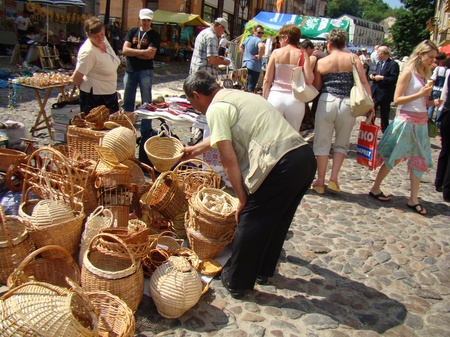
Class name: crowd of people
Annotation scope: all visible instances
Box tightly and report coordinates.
[25,8,446,299]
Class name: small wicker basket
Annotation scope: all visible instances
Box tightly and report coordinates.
[144,131,184,172]
[0,205,35,285]
[141,171,187,220]
[0,148,26,172]
[7,245,81,289]
[86,105,110,124]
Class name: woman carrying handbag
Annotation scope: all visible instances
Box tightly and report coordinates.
[263,24,314,132]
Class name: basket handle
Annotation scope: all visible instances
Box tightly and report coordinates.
[88,232,137,266]
[146,170,179,207]
[8,245,76,284]
[0,280,69,300]
[0,205,12,246]
[86,206,114,227]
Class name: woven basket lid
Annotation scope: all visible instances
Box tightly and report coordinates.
[30,200,74,227]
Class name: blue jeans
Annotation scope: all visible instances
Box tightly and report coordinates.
[123,69,154,133]
[428,90,441,120]
[246,68,260,92]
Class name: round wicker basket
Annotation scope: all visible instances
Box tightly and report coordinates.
[144,131,184,172]
[149,256,202,318]
[101,126,136,163]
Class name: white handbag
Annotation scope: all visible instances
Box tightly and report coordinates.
[291,50,319,103]
[350,55,373,117]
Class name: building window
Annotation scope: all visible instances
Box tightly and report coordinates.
[204,5,217,24]
[146,0,158,11]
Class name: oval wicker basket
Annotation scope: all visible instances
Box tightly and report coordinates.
[187,203,236,240]
[30,199,75,227]
[144,131,184,172]
[81,233,144,312]
[101,126,136,163]
[141,171,187,220]
[149,255,202,318]
[7,245,81,289]
[0,281,98,337]
[0,205,35,285]
[86,105,110,124]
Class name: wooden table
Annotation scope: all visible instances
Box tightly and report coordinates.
[19,82,75,137]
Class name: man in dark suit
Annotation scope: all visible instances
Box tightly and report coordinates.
[369,45,400,132]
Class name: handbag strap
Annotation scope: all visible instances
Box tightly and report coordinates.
[297,49,305,67]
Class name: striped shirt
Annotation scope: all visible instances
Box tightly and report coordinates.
[189,27,219,78]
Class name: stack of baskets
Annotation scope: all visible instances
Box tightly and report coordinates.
[185,187,237,260]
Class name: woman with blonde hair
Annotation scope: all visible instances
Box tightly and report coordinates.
[263,24,314,131]
[369,40,440,215]
[311,28,371,194]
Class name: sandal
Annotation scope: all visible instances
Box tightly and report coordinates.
[407,203,427,216]
[311,185,325,194]
[368,191,392,202]
[327,181,340,192]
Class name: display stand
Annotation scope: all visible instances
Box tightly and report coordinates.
[37,45,60,69]
[20,83,74,137]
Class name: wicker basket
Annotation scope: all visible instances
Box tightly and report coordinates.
[169,201,188,239]
[81,233,144,312]
[173,159,221,198]
[0,205,35,285]
[21,197,85,258]
[194,187,237,223]
[187,203,236,240]
[67,126,108,161]
[109,111,136,130]
[139,200,170,233]
[101,126,136,163]
[86,105,110,124]
[185,224,234,260]
[141,171,187,220]
[0,148,26,172]
[149,256,202,318]
[97,224,152,260]
[7,245,81,289]
[86,291,135,337]
[142,231,181,278]
[79,206,115,265]
[0,281,98,337]
[144,131,184,172]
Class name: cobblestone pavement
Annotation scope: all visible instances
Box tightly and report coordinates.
[1,56,449,336]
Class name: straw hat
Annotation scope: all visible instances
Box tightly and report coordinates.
[40,7,47,16]
[81,13,86,22]
[55,12,61,21]
[66,13,71,22]
[34,5,41,16]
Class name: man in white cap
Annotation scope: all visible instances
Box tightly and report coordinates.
[189,17,231,78]
[122,8,161,163]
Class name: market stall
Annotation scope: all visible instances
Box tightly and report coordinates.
[152,10,209,61]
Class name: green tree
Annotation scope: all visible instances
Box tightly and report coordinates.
[326,0,362,18]
[390,0,435,57]
[359,0,395,22]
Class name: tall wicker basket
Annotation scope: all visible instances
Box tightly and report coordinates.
[81,233,144,312]
[0,205,35,285]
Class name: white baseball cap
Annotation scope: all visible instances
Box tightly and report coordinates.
[215,18,229,35]
[139,8,154,20]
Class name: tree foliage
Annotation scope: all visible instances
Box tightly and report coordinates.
[390,0,435,57]
[326,0,362,18]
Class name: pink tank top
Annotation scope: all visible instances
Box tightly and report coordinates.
[271,63,296,92]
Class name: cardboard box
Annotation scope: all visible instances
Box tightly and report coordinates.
[51,105,80,125]
[51,122,69,132]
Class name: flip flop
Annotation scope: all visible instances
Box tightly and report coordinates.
[407,203,427,216]
[368,191,392,201]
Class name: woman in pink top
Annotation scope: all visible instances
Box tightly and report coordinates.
[263,24,314,132]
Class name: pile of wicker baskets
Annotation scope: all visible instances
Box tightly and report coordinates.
[185,187,237,260]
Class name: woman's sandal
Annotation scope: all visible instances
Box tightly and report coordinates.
[327,181,341,192]
[369,191,392,201]
[407,203,427,216]
[311,185,325,194]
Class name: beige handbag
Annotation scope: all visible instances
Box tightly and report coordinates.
[291,50,319,103]
[350,55,373,117]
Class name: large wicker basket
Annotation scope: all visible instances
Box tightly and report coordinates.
[144,131,184,172]
[185,224,234,260]
[7,245,81,289]
[141,171,187,220]
[67,125,108,161]
[0,281,98,337]
[101,126,136,163]
[0,205,35,285]
[149,256,202,318]
[81,233,144,312]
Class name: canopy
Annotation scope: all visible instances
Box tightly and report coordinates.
[153,10,209,27]
[439,44,450,57]
[243,11,350,42]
